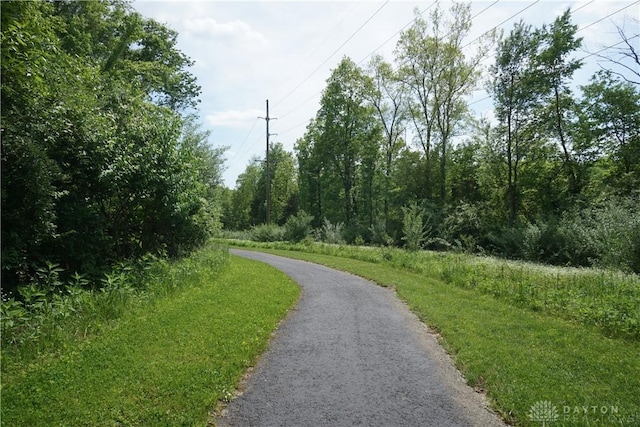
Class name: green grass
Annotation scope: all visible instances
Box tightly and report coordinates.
[223,240,640,340]
[1,251,300,426]
[223,241,640,427]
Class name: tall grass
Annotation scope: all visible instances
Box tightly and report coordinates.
[221,240,640,340]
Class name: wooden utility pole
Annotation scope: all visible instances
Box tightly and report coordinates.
[259,100,276,224]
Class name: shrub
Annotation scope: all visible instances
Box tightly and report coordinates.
[251,224,285,242]
[401,202,429,251]
[558,197,640,272]
[284,211,314,243]
[487,225,525,259]
[369,218,392,246]
[318,219,344,244]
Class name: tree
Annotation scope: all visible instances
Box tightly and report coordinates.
[578,71,640,195]
[535,9,583,195]
[295,120,325,226]
[52,0,201,110]
[489,20,542,223]
[315,57,380,225]
[230,159,262,230]
[366,55,406,229]
[270,146,298,224]
[1,0,209,292]
[591,16,640,86]
[396,3,490,204]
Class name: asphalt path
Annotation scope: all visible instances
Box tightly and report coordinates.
[216,249,505,427]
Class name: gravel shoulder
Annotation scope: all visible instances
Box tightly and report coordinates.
[215,249,505,426]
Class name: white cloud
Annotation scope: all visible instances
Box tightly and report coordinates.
[206,109,263,128]
[132,0,639,187]
[183,18,268,46]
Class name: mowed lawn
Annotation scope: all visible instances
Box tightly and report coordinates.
[227,244,640,427]
[1,255,300,426]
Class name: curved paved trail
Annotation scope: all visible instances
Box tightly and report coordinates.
[216,249,504,427]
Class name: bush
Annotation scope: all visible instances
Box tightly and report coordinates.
[401,202,429,251]
[251,224,285,242]
[317,219,344,244]
[442,202,483,252]
[284,211,314,243]
[369,218,392,246]
[487,225,525,259]
[558,198,640,272]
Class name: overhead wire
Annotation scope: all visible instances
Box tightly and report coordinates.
[237,0,638,170]
[462,0,622,107]
[355,0,439,67]
[278,0,513,122]
[576,0,639,33]
[226,117,260,167]
[278,0,440,120]
[271,2,361,102]
[462,0,541,49]
[273,0,390,109]
[580,33,640,61]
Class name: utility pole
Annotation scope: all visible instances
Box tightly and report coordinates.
[259,100,276,224]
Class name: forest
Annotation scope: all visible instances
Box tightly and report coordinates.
[221,4,640,274]
[1,0,226,295]
[2,0,639,301]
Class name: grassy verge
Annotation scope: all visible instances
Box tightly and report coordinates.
[222,240,640,340]
[1,249,300,426]
[223,241,640,427]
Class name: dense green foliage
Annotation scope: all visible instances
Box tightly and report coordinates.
[1,246,300,426]
[222,5,640,273]
[1,0,225,294]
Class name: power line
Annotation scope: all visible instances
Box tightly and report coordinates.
[279,1,440,119]
[272,3,361,101]
[273,0,389,108]
[462,0,541,49]
[570,0,596,15]
[355,0,439,67]
[576,0,639,33]
[279,119,311,136]
[227,117,259,166]
[274,1,637,142]
[580,33,640,61]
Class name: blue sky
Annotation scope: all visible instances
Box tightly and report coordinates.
[131,0,639,187]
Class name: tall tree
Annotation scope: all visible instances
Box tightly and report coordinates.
[578,71,640,195]
[315,57,379,225]
[489,21,542,222]
[592,16,640,86]
[260,143,298,225]
[535,9,583,195]
[1,0,210,291]
[396,3,490,204]
[366,55,406,229]
[229,158,262,230]
[295,120,325,226]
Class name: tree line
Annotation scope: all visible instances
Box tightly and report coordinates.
[1,0,226,295]
[222,4,640,273]
[2,0,638,298]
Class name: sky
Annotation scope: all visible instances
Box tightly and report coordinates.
[131,0,639,187]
